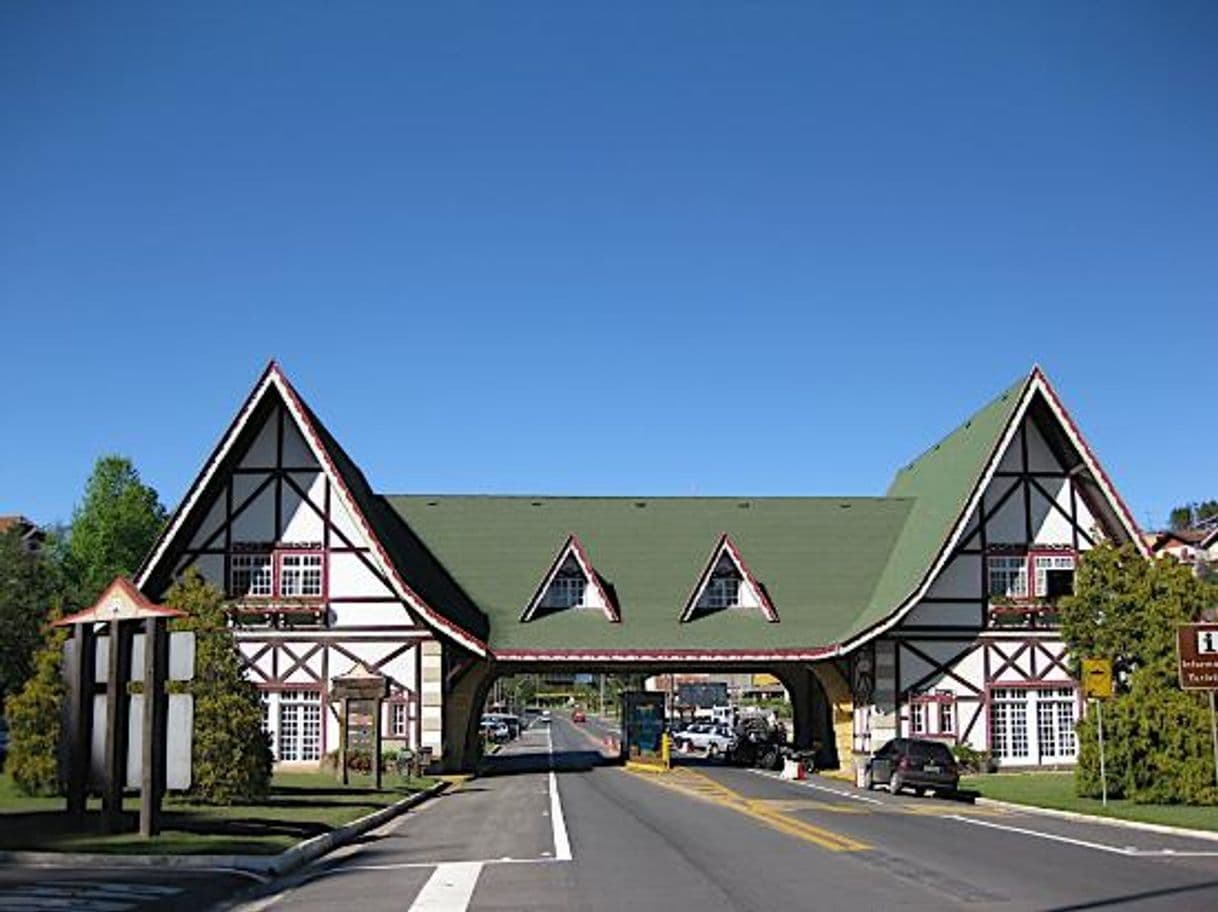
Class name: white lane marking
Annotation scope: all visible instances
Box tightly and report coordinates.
[407,862,483,912]
[945,814,1218,857]
[748,769,884,805]
[546,726,573,861]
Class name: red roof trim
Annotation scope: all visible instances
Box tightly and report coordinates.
[56,577,186,626]
[1030,366,1147,556]
[271,366,489,656]
[495,645,834,662]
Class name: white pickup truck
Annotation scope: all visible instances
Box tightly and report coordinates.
[672,723,734,756]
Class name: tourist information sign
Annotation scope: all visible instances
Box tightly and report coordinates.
[1177,623,1218,789]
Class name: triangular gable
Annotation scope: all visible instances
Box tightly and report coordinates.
[134,361,488,657]
[680,533,778,623]
[56,577,185,626]
[841,365,1146,653]
[521,534,618,622]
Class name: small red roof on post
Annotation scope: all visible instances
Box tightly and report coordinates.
[55,577,186,626]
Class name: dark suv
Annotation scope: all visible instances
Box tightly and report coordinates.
[863,738,959,796]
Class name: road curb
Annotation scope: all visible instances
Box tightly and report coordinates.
[0,780,449,877]
[972,796,1218,844]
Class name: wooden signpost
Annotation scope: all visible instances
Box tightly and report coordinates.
[1177,623,1218,789]
[332,664,390,788]
[56,578,187,836]
[1082,657,1113,806]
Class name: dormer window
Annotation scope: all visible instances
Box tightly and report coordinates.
[542,556,588,609]
[701,555,743,609]
[682,534,778,622]
[522,535,619,622]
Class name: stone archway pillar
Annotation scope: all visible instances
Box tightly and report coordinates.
[441,658,496,774]
[772,664,841,770]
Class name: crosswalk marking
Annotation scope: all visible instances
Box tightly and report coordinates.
[407,862,483,912]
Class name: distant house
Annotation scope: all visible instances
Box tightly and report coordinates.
[0,515,44,554]
[1144,527,1217,566]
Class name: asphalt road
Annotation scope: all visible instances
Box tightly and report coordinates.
[222,714,1218,911]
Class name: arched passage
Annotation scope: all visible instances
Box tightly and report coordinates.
[440,658,851,774]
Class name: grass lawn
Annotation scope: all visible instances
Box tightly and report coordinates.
[962,772,1218,833]
[0,770,436,855]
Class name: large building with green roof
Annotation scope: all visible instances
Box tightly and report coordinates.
[136,364,1145,772]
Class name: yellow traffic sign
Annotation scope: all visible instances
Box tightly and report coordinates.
[1082,658,1113,699]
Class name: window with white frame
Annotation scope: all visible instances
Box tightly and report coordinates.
[231,553,274,598]
[1033,554,1076,599]
[229,549,325,600]
[277,690,322,762]
[910,702,927,735]
[990,687,1077,764]
[280,553,323,597]
[700,554,743,609]
[541,555,588,609]
[390,702,409,738]
[938,700,955,735]
[987,556,1028,599]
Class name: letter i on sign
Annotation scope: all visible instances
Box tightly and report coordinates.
[1200,632,1218,655]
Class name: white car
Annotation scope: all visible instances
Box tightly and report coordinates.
[673,724,733,757]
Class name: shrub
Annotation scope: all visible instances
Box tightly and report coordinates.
[169,572,272,804]
[3,610,68,795]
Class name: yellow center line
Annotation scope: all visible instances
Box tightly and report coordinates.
[623,766,871,853]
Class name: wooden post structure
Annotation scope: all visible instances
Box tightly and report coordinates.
[140,616,169,837]
[102,621,134,833]
[65,623,96,817]
[55,578,186,837]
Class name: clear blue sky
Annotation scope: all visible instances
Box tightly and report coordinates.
[2,3,1215,531]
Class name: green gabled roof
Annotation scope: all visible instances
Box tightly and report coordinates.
[296,396,491,645]
[384,496,913,653]
[852,373,1030,640]
[378,373,1031,656]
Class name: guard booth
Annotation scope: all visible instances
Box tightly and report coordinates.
[620,691,667,769]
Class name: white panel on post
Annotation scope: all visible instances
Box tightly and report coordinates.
[170,632,195,681]
[167,694,193,790]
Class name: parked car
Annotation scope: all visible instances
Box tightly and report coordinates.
[863,738,959,796]
[673,723,733,757]
[571,709,587,723]
[480,717,511,743]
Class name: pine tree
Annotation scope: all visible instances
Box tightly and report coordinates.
[66,456,166,608]
[3,608,69,795]
[168,572,273,804]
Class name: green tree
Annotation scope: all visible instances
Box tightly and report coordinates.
[1169,500,1218,531]
[66,456,166,607]
[1059,542,1218,804]
[168,572,272,804]
[3,608,69,794]
[0,528,64,704]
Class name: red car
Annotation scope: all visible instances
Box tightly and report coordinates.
[571,709,587,723]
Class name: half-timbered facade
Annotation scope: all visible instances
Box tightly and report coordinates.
[134,363,1144,772]
[849,371,1145,766]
